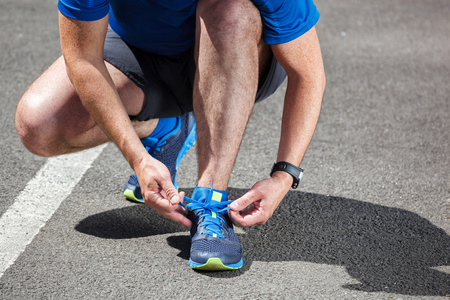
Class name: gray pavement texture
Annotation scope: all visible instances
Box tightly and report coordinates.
[1,0,449,299]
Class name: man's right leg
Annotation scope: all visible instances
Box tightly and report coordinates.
[15,56,157,157]
[184,0,272,271]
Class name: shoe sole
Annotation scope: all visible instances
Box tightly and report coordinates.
[123,189,143,203]
[123,117,197,203]
[189,257,243,271]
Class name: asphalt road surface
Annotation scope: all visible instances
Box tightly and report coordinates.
[1,0,449,299]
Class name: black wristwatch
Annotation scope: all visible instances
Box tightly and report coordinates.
[270,161,303,189]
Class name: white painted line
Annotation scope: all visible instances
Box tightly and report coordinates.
[234,226,246,235]
[0,144,107,278]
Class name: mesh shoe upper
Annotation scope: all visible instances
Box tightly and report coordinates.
[183,186,243,267]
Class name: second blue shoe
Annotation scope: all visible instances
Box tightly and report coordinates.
[123,112,196,203]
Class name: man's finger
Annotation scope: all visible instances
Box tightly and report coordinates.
[149,196,191,227]
[160,179,181,205]
[229,208,260,227]
[230,190,258,211]
[165,205,192,228]
[228,210,246,227]
[178,191,186,205]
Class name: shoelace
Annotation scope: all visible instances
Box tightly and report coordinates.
[141,136,168,154]
[181,195,234,239]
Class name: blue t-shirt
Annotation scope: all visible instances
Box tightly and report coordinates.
[58,0,319,55]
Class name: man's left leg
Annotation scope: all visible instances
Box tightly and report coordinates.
[184,0,273,270]
[194,0,271,190]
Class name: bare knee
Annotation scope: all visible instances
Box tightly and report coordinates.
[15,56,101,157]
[197,0,262,45]
[15,92,64,157]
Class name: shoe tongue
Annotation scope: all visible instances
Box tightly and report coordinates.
[192,186,227,204]
[192,186,228,238]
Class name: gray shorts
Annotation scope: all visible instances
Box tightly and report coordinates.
[104,29,286,121]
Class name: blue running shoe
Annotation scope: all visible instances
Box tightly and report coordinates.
[123,112,197,203]
[182,186,243,271]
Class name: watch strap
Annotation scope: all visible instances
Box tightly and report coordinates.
[270,161,303,189]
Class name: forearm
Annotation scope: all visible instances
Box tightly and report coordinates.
[59,13,148,170]
[271,26,325,185]
[276,75,324,165]
[67,60,148,169]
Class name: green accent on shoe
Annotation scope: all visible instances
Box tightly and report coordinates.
[191,258,242,271]
[123,189,144,203]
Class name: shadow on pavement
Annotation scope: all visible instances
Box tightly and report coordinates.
[76,188,450,296]
[75,202,186,239]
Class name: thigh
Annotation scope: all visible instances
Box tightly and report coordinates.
[18,55,145,135]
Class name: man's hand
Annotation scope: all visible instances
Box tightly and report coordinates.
[228,172,292,227]
[135,155,192,228]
